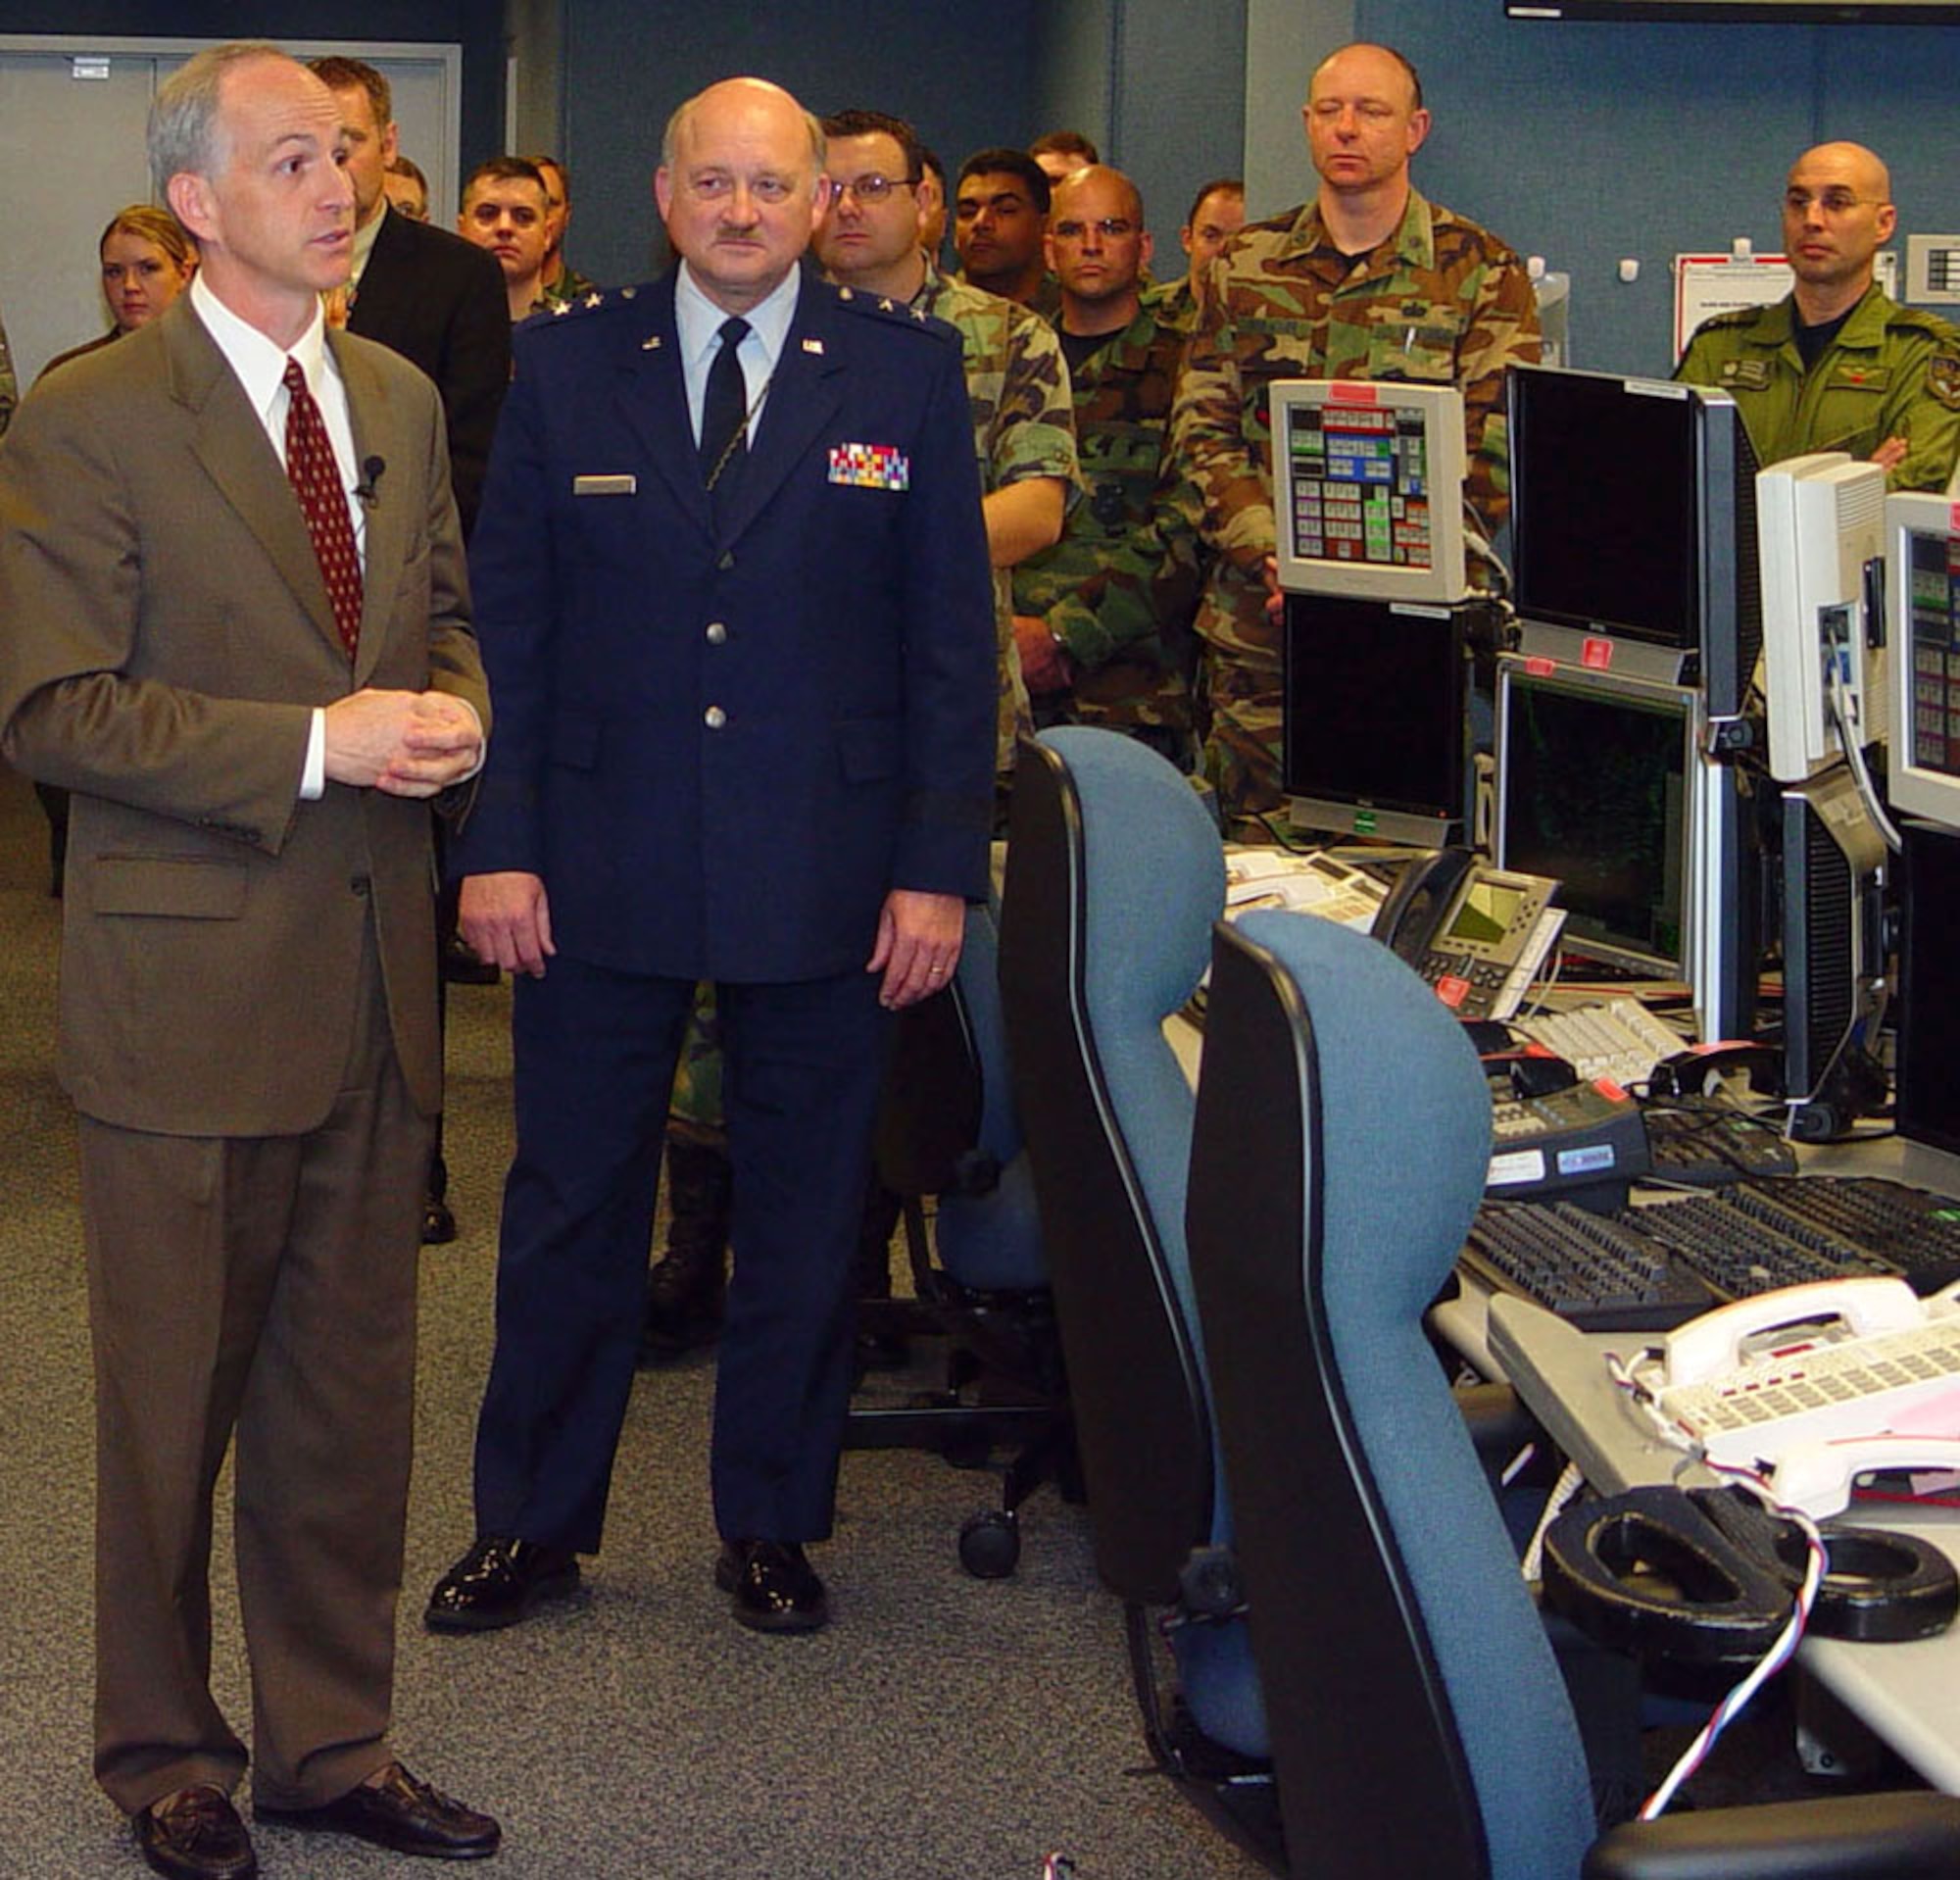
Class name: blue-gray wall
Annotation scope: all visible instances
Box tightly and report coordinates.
[1340,6,1960,375]
[560,1,1041,288]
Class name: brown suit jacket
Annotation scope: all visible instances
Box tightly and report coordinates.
[0,296,489,1135]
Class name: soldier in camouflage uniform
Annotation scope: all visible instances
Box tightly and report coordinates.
[1013,166,1201,767]
[1166,42,1539,832]
[1677,142,1960,493]
[527,155,601,311]
[954,149,1065,322]
[1152,177,1247,335]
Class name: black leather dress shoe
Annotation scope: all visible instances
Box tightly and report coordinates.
[258,1761,499,1860]
[134,1785,257,1880]
[421,1193,458,1245]
[715,1539,829,1633]
[425,1535,578,1632]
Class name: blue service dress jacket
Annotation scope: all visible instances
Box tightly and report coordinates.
[453,268,998,980]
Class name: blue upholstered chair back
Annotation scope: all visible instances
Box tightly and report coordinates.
[1189,911,1594,1878]
[1000,729,1269,1756]
[935,900,1046,1294]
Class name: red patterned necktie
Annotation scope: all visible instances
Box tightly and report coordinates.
[282,357,362,660]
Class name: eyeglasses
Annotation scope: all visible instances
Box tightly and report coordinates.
[832,173,918,204]
[1051,217,1137,242]
[1784,188,1884,218]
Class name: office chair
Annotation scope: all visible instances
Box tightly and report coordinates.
[843,899,1073,1578]
[1185,909,1960,1880]
[997,728,1275,1836]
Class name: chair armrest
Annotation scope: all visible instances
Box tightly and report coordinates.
[1584,1793,1960,1879]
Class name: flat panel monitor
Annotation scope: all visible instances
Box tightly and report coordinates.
[1886,491,1960,831]
[1281,595,1470,844]
[1507,364,1761,718]
[1495,658,1693,975]
[1271,379,1469,604]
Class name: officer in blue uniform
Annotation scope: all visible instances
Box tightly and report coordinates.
[427,75,996,1635]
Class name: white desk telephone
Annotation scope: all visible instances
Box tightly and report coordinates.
[1630,1275,1960,1516]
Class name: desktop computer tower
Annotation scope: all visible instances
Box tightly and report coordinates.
[1897,819,1960,1156]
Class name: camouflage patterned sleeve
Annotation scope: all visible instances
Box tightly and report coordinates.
[1164,261,1277,572]
[1885,323,1960,493]
[990,308,1081,490]
[1456,250,1542,539]
[1037,491,1200,672]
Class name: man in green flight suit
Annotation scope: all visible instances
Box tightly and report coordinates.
[1676,141,1960,492]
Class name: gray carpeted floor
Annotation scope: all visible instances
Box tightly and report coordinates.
[0,764,1268,1880]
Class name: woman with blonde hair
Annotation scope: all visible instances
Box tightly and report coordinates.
[38,204,197,381]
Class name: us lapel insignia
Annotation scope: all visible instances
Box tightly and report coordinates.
[828,443,910,491]
[643,334,662,351]
[802,337,825,355]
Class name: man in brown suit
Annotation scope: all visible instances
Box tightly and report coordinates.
[0,44,497,1880]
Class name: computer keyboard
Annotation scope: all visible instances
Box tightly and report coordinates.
[1461,1200,1718,1331]
[1724,1178,1960,1294]
[1619,1191,1894,1299]
[1516,998,1690,1091]
[1459,1176,1960,1332]
[1642,1100,1799,1185]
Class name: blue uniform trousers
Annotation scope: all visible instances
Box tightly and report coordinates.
[471,953,891,1549]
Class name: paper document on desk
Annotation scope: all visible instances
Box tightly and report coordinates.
[1222,851,1386,934]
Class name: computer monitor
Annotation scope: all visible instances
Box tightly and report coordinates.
[1281,594,1470,845]
[1886,491,1960,830]
[1495,655,1757,1042]
[1757,453,1886,783]
[1271,379,1469,604]
[1507,364,1761,719]
[1897,818,1960,1157]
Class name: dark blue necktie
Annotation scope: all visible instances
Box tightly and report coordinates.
[701,316,752,519]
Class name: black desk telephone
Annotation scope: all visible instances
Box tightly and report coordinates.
[1371,847,1565,1021]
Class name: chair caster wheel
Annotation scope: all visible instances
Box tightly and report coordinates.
[959,1509,1020,1578]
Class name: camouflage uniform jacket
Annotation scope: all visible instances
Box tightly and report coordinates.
[909,255,1080,771]
[1168,186,1539,673]
[537,262,600,314]
[1675,283,1960,493]
[1011,287,1200,744]
[0,307,15,439]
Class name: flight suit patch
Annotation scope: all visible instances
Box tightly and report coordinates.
[1929,355,1960,412]
[1721,360,1772,392]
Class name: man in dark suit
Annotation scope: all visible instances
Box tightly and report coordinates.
[425,75,996,1636]
[0,45,496,1880]
[309,56,510,538]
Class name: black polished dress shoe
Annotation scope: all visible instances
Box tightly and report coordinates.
[421,1193,458,1245]
[134,1785,258,1880]
[715,1538,829,1633]
[425,1535,578,1632]
[258,1761,499,1860]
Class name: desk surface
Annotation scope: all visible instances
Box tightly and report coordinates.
[1488,1291,1960,1795]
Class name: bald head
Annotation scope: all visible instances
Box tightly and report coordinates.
[662,76,824,173]
[1051,163,1143,228]
[1782,139,1896,320]
[1788,140,1889,204]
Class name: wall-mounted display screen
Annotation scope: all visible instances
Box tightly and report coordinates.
[1506,2,1960,20]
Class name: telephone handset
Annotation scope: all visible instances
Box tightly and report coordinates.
[1632,1275,1960,1514]
[1371,847,1565,1021]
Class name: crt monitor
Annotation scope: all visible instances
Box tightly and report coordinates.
[1506,364,1761,718]
[1281,595,1470,844]
[1887,490,1960,831]
[1756,452,1886,784]
[1271,379,1469,604]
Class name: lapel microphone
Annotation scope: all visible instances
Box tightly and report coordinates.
[354,456,386,505]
